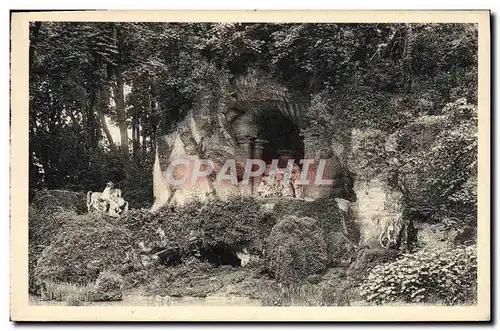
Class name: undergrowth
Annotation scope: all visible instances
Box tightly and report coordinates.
[359,246,477,305]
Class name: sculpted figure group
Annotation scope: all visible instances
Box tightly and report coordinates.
[87,182,129,217]
[257,163,303,199]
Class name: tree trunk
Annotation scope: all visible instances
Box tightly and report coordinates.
[136,120,142,162]
[87,89,100,149]
[111,24,130,176]
[96,87,118,154]
[402,24,414,93]
[112,76,129,164]
[112,82,127,156]
[145,86,154,158]
[132,116,137,152]
[132,107,139,157]
[78,85,94,150]
[99,110,116,152]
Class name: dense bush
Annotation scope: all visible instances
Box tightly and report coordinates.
[328,248,401,306]
[122,186,154,209]
[33,212,134,291]
[266,216,328,283]
[272,198,353,265]
[29,208,81,249]
[351,99,477,237]
[273,198,342,229]
[359,246,477,305]
[121,197,275,259]
[31,190,87,214]
[92,271,124,301]
[29,207,79,293]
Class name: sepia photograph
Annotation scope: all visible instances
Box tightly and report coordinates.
[10,10,490,321]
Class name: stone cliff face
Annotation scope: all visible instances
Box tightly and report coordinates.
[152,69,405,250]
[345,128,406,249]
[350,178,403,247]
[152,106,240,209]
[152,69,353,209]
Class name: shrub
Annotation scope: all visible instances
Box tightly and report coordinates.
[33,212,134,290]
[198,198,275,254]
[272,198,353,265]
[331,248,401,306]
[31,189,87,214]
[29,208,77,248]
[272,198,343,231]
[121,197,275,260]
[266,216,328,283]
[92,271,124,301]
[359,246,477,305]
[29,208,80,294]
[121,179,154,210]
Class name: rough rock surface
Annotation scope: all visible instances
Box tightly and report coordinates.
[151,69,354,210]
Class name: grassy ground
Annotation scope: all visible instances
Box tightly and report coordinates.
[126,259,351,306]
[40,281,94,306]
[33,265,351,306]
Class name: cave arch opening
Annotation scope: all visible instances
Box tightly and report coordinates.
[255,109,305,168]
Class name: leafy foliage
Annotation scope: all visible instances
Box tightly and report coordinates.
[33,212,134,290]
[351,98,477,234]
[92,271,124,301]
[266,216,328,283]
[272,198,353,265]
[121,197,275,259]
[359,246,477,305]
[29,23,478,304]
[31,189,87,214]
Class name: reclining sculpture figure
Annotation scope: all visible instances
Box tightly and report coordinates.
[86,182,129,217]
